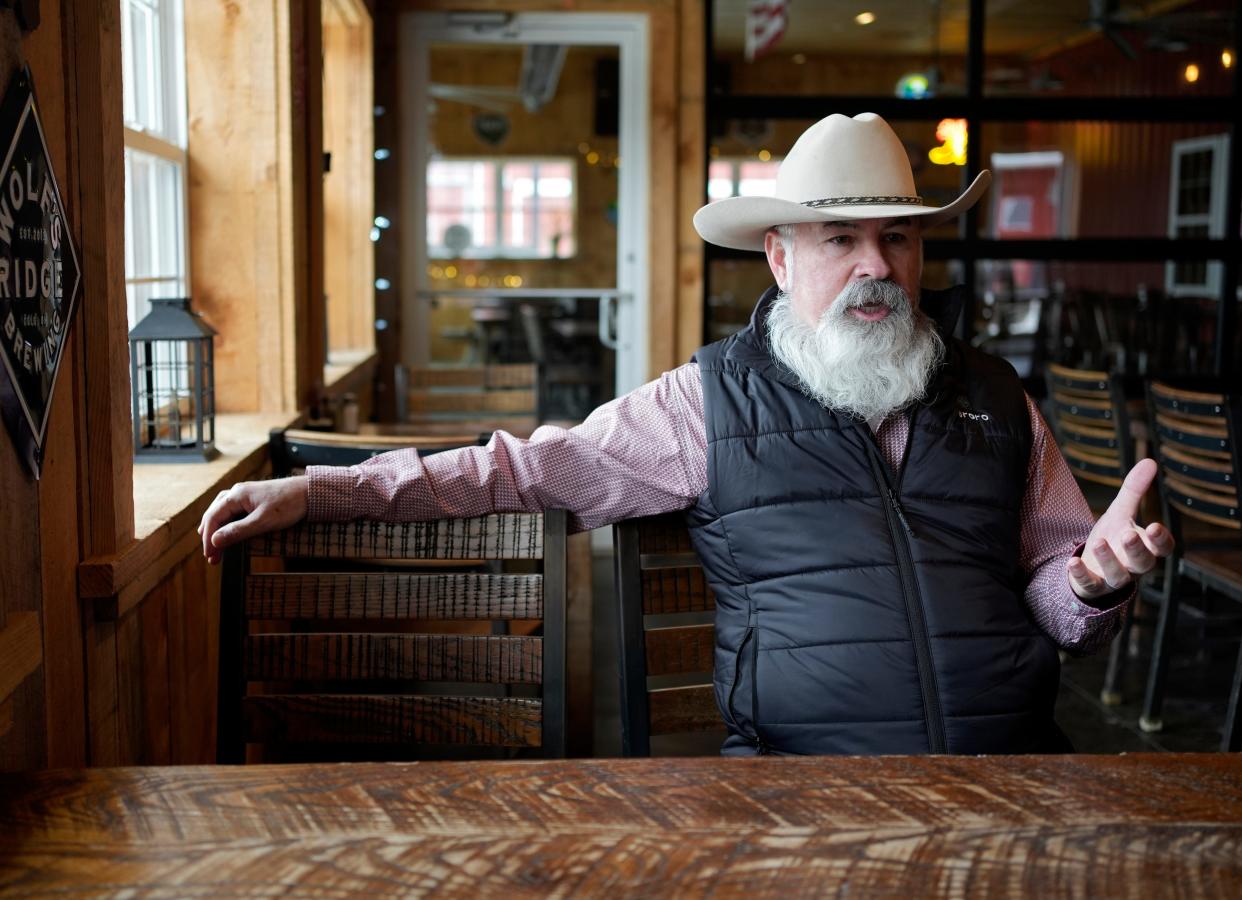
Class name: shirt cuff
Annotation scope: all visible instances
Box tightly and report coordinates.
[305,465,358,522]
[1069,541,1136,613]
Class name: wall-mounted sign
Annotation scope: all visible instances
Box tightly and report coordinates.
[0,66,80,477]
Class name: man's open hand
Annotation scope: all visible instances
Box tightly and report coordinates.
[1067,458,1175,601]
[198,477,309,565]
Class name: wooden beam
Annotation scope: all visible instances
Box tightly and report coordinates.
[63,0,134,555]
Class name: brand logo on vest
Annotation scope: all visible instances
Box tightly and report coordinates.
[957,410,991,422]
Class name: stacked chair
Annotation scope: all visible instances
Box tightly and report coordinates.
[1140,381,1242,751]
[395,363,541,438]
[1042,362,1140,704]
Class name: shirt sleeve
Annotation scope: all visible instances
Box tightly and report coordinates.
[305,363,710,533]
[1020,393,1131,655]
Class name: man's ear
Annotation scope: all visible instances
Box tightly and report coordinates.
[764,228,790,291]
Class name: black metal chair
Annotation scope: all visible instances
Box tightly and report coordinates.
[1139,381,1242,751]
[613,512,726,756]
[218,511,568,762]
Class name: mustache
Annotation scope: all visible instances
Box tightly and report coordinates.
[832,279,912,314]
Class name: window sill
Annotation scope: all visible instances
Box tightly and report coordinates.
[79,411,297,619]
[78,352,377,618]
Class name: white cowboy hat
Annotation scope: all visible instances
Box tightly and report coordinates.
[693,112,991,251]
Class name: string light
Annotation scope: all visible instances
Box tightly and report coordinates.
[1184,63,1200,83]
[444,265,458,278]
[758,149,772,161]
[374,215,391,229]
[855,12,876,26]
[586,151,600,165]
[375,278,391,290]
[464,274,477,287]
[374,148,391,160]
[1223,50,1234,69]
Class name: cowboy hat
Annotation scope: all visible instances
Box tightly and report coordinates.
[693,112,991,251]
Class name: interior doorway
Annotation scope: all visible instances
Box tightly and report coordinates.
[399,11,651,410]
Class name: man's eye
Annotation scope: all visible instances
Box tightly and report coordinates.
[884,232,907,242]
[827,235,852,245]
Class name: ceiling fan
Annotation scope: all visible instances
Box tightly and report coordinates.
[1086,0,1233,59]
[430,44,568,114]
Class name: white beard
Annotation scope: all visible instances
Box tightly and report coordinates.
[765,279,945,422]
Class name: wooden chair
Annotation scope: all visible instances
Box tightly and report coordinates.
[395,363,541,437]
[269,427,488,477]
[1044,362,1145,704]
[1140,381,1242,751]
[217,511,567,762]
[613,512,726,756]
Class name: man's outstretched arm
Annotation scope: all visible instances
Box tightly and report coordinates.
[1021,396,1173,654]
[199,365,709,564]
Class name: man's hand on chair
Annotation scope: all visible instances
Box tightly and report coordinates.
[1067,458,1175,601]
[198,477,309,565]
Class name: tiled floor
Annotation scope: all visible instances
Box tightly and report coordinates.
[589,551,1241,756]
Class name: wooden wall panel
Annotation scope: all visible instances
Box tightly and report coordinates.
[324,0,375,356]
[185,0,305,414]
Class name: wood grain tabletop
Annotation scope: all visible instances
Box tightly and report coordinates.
[1,753,1240,897]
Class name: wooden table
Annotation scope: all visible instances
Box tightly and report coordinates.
[2,754,1240,896]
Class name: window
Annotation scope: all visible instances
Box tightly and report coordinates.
[1167,134,1228,297]
[426,157,576,259]
[707,158,781,201]
[121,0,189,331]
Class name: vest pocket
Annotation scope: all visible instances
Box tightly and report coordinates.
[725,616,767,751]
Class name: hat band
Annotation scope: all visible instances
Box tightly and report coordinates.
[801,194,924,209]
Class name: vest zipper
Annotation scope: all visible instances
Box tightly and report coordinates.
[863,436,947,754]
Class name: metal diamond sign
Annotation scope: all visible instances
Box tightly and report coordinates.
[0,67,80,477]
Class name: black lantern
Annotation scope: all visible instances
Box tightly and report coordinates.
[128,297,218,462]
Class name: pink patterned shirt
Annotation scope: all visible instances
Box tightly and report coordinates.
[308,363,1125,654]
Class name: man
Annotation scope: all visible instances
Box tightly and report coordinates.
[201,113,1172,755]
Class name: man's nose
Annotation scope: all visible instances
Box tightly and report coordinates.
[854,239,893,281]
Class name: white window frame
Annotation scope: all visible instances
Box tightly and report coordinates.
[707,156,782,200]
[1166,133,1228,298]
[425,155,577,259]
[121,0,191,329]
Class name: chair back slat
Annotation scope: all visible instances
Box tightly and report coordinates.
[407,364,536,390]
[219,510,567,761]
[642,567,715,615]
[648,686,722,737]
[645,624,714,677]
[1158,444,1237,490]
[614,512,725,756]
[242,695,543,747]
[245,573,543,620]
[408,388,537,415]
[1046,363,1110,394]
[248,516,545,561]
[244,634,543,683]
[1044,363,1133,493]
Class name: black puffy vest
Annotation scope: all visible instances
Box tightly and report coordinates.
[687,286,1066,756]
